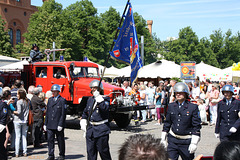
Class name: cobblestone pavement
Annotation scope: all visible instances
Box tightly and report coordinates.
[9,118,219,160]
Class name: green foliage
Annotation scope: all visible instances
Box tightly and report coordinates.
[158,27,240,69]
[170,77,182,82]
[0,16,14,57]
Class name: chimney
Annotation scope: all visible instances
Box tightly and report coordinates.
[147,20,153,36]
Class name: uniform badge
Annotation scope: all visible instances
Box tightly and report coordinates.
[187,111,189,116]
[3,108,7,114]
[105,101,109,106]
[198,111,200,118]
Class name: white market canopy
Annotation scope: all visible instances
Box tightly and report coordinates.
[195,61,231,81]
[0,55,20,67]
[87,60,121,78]
[0,60,29,71]
[118,59,181,78]
[104,66,120,78]
[138,59,180,78]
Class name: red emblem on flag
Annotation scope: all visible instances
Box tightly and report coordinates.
[113,50,120,57]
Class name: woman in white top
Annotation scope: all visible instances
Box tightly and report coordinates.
[13,89,29,157]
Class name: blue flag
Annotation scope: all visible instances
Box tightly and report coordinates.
[110,2,143,84]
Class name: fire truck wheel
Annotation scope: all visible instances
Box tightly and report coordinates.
[114,113,131,128]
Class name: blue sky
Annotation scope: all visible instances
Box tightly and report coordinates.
[31,0,240,41]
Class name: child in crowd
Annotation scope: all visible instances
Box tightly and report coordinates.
[197,99,208,125]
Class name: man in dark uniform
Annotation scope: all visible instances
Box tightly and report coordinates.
[161,82,201,160]
[80,80,111,160]
[30,44,44,62]
[0,97,8,160]
[215,85,240,141]
[44,84,66,160]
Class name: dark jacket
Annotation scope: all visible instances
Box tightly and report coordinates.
[30,50,43,62]
[31,94,46,121]
[163,100,201,136]
[215,98,240,141]
[82,96,110,138]
[44,96,66,130]
[0,101,8,126]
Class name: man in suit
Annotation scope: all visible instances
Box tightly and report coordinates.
[80,80,111,160]
[215,85,240,141]
[44,84,66,160]
[161,82,201,160]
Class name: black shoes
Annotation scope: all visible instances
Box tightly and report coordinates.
[46,156,54,160]
[57,156,65,160]
[46,155,64,160]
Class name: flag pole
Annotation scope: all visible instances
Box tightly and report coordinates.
[98,0,130,89]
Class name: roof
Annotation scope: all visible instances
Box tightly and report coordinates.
[0,55,20,62]
[33,61,99,68]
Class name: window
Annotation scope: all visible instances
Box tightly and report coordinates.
[36,67,47,78]
[16,0,20,2]
[8,28,13,46]
[16,29,21,44]
[4,8,7,13]
[53,67,66,79]
[72,67,99,78]
[13,22,16,26]
[24,12,27,16]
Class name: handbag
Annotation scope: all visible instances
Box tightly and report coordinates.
[28,109,34,126]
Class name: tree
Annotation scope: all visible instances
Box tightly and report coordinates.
[23,0,68,60]
[162,26,201,64]
[99,7,122,68]
[61,0,109,63]
[0,15,14,57]
[198,37,218,67]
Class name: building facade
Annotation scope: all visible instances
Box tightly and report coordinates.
[0,0,38,46]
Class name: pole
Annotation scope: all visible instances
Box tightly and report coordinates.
[98,0,130,89]
[53,42,55,61]
[141,36,144,66]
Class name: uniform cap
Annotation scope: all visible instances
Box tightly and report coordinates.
[89,80,103,90]
[173,82,189,95]
[51,84,61,92]
[222,85,234,94]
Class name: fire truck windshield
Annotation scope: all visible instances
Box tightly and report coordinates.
[71,67,99,78]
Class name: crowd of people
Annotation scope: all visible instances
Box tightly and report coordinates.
[0,77,240,160]
[0,80,59,159]
[119,79,240,127]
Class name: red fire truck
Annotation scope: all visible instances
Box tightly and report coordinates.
[1,60,147,128]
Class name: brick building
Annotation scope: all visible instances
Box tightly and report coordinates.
[0,0,39,46]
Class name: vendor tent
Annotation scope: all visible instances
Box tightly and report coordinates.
[87,60,121,77]
[0,55,20,67]
[118,59,180,78]
[195,61,224,81]
[104,66,120,78]
[138,59,180,78]
[118,65,131,77]
[0,60,29,71]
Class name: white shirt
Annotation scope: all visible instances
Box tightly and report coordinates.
[122,86,131,96]
[192,87,200,99]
